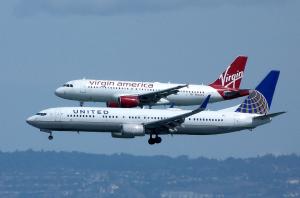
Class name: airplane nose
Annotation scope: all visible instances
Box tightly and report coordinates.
[26,116,36,126]
[55,87,65,97]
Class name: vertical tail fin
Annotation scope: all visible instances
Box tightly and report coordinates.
[209,56,248,89]
[235,70,280,114]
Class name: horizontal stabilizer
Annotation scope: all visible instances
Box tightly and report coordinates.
[253,111,286,120]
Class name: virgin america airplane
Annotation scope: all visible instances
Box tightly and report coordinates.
[27,70,284,145]
[55,56,249,107]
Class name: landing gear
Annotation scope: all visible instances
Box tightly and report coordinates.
[80,101,84,107]
[48,133,53,140]
[148,138,155,145]
[148,134,162,145]
[155,136,162,144]
[48,135,53,140]
[40,129,53,141]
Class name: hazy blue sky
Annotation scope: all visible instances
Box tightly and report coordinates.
[0,0,299,158]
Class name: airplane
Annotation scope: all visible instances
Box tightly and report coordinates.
[55,56,249,108]
[27,70,284,145]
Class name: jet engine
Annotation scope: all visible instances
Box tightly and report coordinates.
[106,101,119,108]
[119,96,140,108]
[122,124,145,136]
[111,124,145,138]
[111,132,135,138]
[106,96,140,108]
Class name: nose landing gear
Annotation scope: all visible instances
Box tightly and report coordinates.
[40,129,54,141]
[48,132,53,140]
[48,134,53,140]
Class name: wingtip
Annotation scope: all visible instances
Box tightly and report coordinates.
[200,95,211,109]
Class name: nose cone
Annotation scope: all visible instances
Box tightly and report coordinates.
[26,116,36,126]
[55,87,65,97]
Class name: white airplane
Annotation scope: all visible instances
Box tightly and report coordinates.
[27,71,284,145]
[55,56,249,107]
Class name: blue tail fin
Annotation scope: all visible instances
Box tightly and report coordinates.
[235,70,280,114]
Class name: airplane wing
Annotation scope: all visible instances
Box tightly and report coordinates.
[144,95,210,132]
[137,84,188,106]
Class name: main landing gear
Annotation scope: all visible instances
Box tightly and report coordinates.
[148,134,162,145]
[80,101,84,107]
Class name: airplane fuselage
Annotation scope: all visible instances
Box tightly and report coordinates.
[26,107,271,136]
[55,80,224,105]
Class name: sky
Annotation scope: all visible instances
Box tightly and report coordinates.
[0,0,299,158]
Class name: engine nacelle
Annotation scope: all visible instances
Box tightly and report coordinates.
[119,96,140,108]
[121,124,145,136]
[111,132,135,138]
[106,96,140,108]
[106,101,119,108]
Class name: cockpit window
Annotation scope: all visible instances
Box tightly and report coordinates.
[63,84,73,87]
[36,113,47,116]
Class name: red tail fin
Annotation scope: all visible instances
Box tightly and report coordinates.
[209,56,248,89]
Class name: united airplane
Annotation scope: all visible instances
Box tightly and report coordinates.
[55,56,249,107]
[27,70,284,145]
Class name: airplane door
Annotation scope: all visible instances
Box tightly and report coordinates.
[234,117,239,127]
[55,112,63,122]
[54,112,64,129]
[80,84,87,94]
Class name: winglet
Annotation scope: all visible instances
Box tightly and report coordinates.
[188,95,210,114]
[178,84,189,89]
[200,95,211,110]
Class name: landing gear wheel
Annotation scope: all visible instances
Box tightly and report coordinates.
[148,138,155,145]
[155,136,162,144]
[48,135,53,140]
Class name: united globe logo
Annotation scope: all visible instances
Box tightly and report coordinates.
[235,90,269,114]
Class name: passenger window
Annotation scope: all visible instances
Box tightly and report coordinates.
[36,113,47,116]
